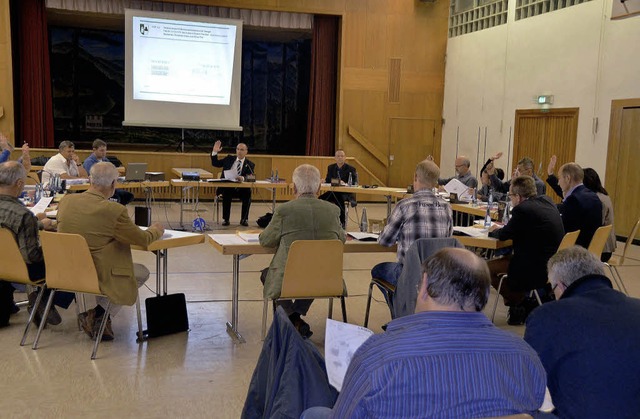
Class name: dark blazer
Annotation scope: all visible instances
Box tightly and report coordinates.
[525,275,640,419]
[490,174,547,197]
[211,154,255,179]
[556,184,602,247]
[325,163,357,184]
[489,195,564,291]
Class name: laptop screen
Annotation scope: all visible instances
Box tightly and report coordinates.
[125,163,148,181]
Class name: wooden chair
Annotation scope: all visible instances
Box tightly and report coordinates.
[0,228,46,346]
[261,240,346,339]
[490,230,580,322]
[587,225,613,258]
[35,231,143,360]
[557,229,580,251]
[604,217,640,295]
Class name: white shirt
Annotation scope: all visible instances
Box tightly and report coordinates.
[42,153,78,185]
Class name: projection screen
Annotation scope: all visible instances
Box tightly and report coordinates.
[123,9,243,130]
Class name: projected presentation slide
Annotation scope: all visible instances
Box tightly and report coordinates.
[133,16,236,105]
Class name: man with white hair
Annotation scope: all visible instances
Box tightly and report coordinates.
[57,162,164,341]
[524,246,640,418]
[259,164,345,338]
[42,140,88,185]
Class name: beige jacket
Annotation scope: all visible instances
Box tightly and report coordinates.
[57,190,162,305]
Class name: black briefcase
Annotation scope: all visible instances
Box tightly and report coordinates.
[145,293,189,338]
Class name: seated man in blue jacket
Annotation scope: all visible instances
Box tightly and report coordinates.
[525,246,640,419]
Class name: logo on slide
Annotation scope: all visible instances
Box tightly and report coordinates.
[139,24,149,35]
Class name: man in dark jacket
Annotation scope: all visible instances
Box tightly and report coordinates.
[554,162,602,248]
[210,140,256,226]
[525,246,640,419]
[488,175,564,324]
[319,149,357,228]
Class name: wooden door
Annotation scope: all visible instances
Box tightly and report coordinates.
[389,118,436,187]
[513,108,579,202]
[605,100,640,237]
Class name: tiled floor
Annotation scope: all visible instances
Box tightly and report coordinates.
[1,200,638,418]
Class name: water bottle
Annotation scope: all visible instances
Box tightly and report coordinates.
[35,184,42,203]
[270,170,274,182]
[347,172,353,186]
[360,207,369,232]
[471,188,477,206]
[275,169,279,182]
[484,193,493,229]
[502,202,511,225]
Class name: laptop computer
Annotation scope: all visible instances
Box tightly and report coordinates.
[125,163,148,182]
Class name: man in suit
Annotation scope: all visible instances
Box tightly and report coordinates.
[259,164,346,338]
[525,246,640,418]
[554,162,602,248]
[318,149,358,228]
[57,162,164,341]
[82,138,134,205]
[488,175,564,325]
[210,140,256,226]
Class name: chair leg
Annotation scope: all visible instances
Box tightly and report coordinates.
[20,285,46,346]
[135,295,144,342]
[609,264,629,295]
[328,298,333,320]
[261,298,269,340]
[92,301,112,360]
[491,275,505,323]
[340,296,347,323]
[364,281,375,328]
[532,289,543,306]
[32,290,56,350]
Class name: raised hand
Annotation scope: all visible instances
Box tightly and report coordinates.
[491,152,503,161]
[212,140,222,153]
[547,155,557,176]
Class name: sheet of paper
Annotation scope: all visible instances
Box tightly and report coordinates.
[223,169,239,181]
[453,226,488,237]
[237,232,260,242]
[347,232,379,241]
[28,196,54,215]
[139,226,201,240]
[325,319,374,392]
[444,178,472,201]
[209,233,248,245]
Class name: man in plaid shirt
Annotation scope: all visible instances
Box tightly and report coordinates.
[372,159,453,310]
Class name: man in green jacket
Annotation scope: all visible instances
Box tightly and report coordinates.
[259,164,346,338]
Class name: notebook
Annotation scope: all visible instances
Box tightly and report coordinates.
[125,163,148,182]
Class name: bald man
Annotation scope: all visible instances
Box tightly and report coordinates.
[437,156,478,189]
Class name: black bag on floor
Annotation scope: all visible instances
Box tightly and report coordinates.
[257,212,273,228]
[145,293,189,338]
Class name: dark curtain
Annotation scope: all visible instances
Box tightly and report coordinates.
[305,15,339,156]
[11,0,54,148]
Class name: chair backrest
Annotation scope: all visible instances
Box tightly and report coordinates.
[280,240,344,299]
[40,231,102,295]
[0,228,33,284]
[587,225,613,257]
[393,237,465,319]
[619,217,640,264]
[557,230,580,251]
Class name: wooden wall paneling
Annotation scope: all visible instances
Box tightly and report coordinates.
[606,102,640,236]
[389,118,436,187]
[363,11,388,69]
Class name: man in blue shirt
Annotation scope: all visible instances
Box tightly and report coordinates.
[329,248,546,418]
[83,139,133,205]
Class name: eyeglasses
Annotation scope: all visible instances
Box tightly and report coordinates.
[507,193,518,198]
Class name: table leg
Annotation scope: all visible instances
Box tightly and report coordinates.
[163,249,168,295]
[179,186,185,228]
[225,254,246,343]
[386,195,392,219]
[145,187,151,209]
[271,188,276,213]
[155,250,161,295]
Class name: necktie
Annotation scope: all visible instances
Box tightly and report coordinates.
[236,160,242,175]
